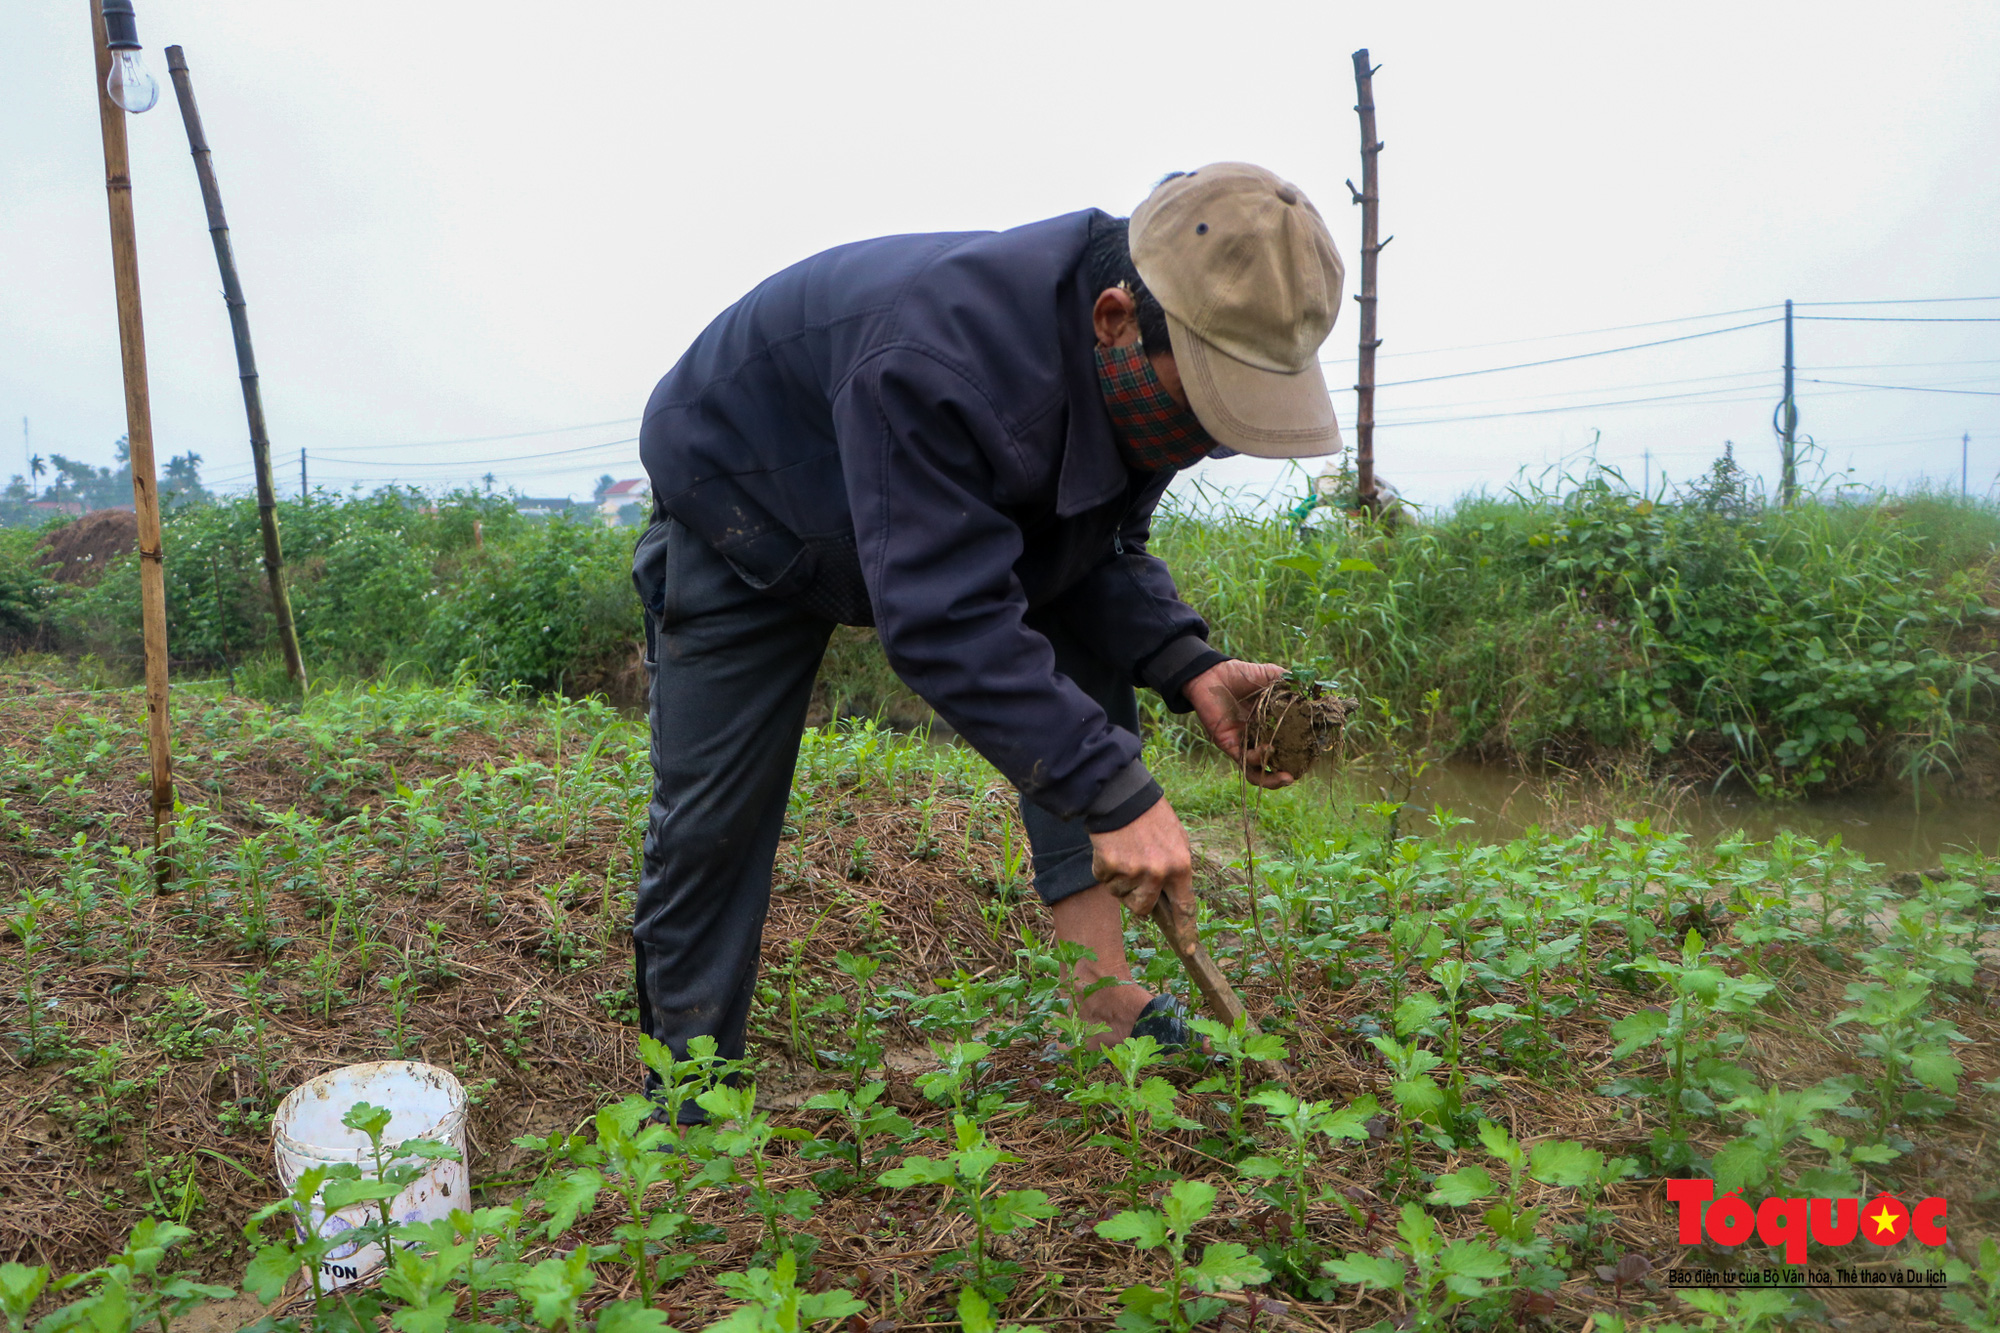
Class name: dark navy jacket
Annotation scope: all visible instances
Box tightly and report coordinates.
[635,210,1224,827]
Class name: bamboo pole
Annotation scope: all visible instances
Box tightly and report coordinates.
[164,45,307,690]
[1347,49,1388,515]
[90,0,175,852]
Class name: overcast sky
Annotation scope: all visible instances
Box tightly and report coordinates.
[5,1,1997,514]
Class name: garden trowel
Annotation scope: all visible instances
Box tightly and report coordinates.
[1149,897,1291,1086]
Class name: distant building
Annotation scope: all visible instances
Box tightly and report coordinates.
[515,495,582,520]
[30,501,84,518]
[598,478,650,527]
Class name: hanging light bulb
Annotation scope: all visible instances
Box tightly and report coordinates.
[100,0,158,113]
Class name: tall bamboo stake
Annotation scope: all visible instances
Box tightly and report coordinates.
[1347,49,1388,514]
[164,45,307,690]
[90,0,175,852]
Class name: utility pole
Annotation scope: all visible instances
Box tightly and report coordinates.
[20,418,27,479]
[1965,432,1972,498]
[300,447,307,498]
[1348,49,1388,515]
[90,0,175,855]
[165,46,306,690]
[1643,448,1652,497]
[1775,297,1797,506]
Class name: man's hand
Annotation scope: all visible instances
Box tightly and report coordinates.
[1189,660,1295,788]
[1089,796,1193,921]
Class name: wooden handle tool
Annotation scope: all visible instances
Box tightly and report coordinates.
[1149,898,1291,1087]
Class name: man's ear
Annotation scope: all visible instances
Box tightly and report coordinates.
[1092,287,1141,349]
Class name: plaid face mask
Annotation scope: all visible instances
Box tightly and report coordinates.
[1094,342,1217,473]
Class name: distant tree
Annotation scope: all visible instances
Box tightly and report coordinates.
[161,452,211,511]
[35,439,143,511]
[0,475,31,528]
[592,474,617,503]
[617,501,645,528]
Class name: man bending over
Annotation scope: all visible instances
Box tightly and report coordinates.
[631,163,1343,1108]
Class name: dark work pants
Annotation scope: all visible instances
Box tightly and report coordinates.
[633,520,1137,1115]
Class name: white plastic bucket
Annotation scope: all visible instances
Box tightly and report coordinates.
[271,1061,470,1289]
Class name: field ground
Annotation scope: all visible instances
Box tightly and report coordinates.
[3,657,1999,1332]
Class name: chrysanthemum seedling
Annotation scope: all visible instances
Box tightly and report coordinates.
[698,1081,820,1268]
[1367,1035,1448,1180]
[525,1096,700,1305]
[828,949,888,1091]
[0,1261,50,1333]
[1323,1202,1510,1333]
[1423,1120,1630,1276]
[879,1115,1054,1299]
[1603,928,1771,1165]
[1072,1035,1195,1204]
[802,1081,912,1184]
[1236,1089,1375,1289]
[1095,1179,1270,1333]
[1189,1014,1290,1145]
[1830,965,1967,1143]
[711,1250,862,1333]
[33,1221,234,1333]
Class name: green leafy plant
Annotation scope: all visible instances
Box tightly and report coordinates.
[1323,1202,1510,1332]
[1236,1090,1375,1289]
[1709,1079,1896,1197]
[0,1262,51,1333]
[1188,1016,1290,1145]
[32,1221,233,1333]
[802,1080,912,1183]
[711,1251,861,1333]
[1605,928,1771,1166]
[698,1081,819,1266]
[1095,1179,1270,1333]
[528,1097,699,1305]
[1071,1036,1194,1203]
[1829,965,1967,1141]
[879,1114,1054,1298]
[1424,1121,1627,1280]
[1942,1236,2000,1332]
[4,888,67,1064]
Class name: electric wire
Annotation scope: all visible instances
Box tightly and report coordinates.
[190,293,1999,496]
[1801,357,2000,372]
[1375,384,1780,430]
[1799,378,2000,397]
[1362,319,1783,390]
[306,417,641,455]
[1793,296,2000,307]
[1337,302,1784,362]
[1371,367,1775,417]
[1796,315,2000,324]
[302,436,638,471]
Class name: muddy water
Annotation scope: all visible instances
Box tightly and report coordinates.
[1386,760,1997,874]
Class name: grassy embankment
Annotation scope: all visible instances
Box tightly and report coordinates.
[1,653,1998,1332]
[6,467,1996,796]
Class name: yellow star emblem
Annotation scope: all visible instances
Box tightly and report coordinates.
[1868,1203,1901,1237]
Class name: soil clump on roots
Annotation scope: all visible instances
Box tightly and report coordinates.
[1243,679,1355,777]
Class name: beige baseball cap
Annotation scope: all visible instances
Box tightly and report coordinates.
[1130,163,1345,458]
